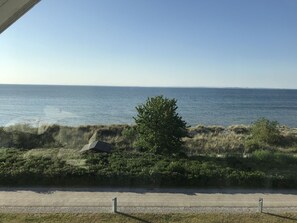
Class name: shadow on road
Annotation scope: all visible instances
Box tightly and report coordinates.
[117,212,152,223]
[3,187,297,195]
[264,212,297,221]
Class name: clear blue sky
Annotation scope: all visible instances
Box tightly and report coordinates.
[1,0,297,88]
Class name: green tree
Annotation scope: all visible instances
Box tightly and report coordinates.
[134,95,188,155]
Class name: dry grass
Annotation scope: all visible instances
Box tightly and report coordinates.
[0,213,296,223]
[185,125,247,155]
[185,124,297,155]
[2,123,297,155]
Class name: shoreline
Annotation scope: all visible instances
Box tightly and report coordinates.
[2,83,297,90]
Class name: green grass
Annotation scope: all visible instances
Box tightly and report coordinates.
[0,213,296,223]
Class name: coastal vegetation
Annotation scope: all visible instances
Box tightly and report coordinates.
[1,123,290,154]
[0,96,297,188]
[0,141,297,187]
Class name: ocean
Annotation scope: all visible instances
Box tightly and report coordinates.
[1,84,297,127]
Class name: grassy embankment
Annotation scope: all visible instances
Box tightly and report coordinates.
[0,213,297,223]
[0,124,297,187]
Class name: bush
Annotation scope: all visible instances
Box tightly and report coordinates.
[121,126,138,148]
[252,150,296,165]
[245,118,280,152]
[251,150,274,161]
[134,96,188,155]
[250,118,280,144]
[244,139,268,153]
[0,148,297,188]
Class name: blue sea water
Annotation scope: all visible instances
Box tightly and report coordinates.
[1,84,297,127]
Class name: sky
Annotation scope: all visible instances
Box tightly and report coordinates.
[1,0,297,88]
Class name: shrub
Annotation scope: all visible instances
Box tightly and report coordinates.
[245,118,280,152]
[251,150,274,161]
[121,126,138,148]
[252,150,296,165]
[250,118,280,144]
[0,148,297,188]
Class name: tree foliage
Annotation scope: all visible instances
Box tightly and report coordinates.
[134,95,188,155]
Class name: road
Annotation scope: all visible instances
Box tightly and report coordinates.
[0,188,297,213]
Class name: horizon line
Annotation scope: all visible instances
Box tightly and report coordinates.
[0,83,296,90]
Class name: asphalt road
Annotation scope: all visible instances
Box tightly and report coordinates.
[0,188,297,213]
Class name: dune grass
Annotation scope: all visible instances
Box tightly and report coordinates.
[1,123,297,155]
[184,131,246,155]
[0,213,296,223]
